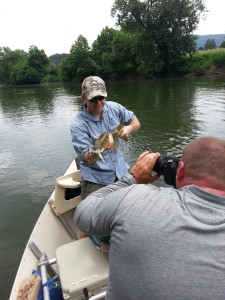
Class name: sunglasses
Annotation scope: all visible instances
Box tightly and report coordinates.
[89,96,105,103]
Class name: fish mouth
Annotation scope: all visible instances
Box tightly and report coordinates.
[88,148,105,163]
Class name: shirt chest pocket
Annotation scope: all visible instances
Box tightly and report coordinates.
[108,118,119,132]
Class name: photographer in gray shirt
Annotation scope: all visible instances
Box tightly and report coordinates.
[74,136,225,300]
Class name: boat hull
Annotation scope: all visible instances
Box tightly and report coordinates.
[10,160,80,299]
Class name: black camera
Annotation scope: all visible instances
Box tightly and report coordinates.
[153,155,181,187]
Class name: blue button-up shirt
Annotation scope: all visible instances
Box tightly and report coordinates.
[71,101,137,185]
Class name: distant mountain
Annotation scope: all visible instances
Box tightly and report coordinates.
[49,53,68,65]
[196,34,225,49]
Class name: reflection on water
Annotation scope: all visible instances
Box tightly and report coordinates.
[0,76,225,298]
[107,76,225,165]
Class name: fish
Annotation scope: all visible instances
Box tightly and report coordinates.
[88,125,124,163]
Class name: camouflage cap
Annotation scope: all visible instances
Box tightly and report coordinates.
[82,76,107,100]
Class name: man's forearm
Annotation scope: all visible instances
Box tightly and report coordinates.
[129,118,140,133]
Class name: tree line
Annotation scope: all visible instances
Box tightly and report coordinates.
[0,0,225,85]
[0,46,51,84]
[200,39,225,51]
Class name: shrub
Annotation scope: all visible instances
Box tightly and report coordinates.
[175,49,225,74]
[210,48,225,67]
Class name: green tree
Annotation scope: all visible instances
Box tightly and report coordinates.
[131,31,159,75]
[92,27,117,75]
[59,35,97,82]
[204,39,217,50]
[10,60,41,84]
[0,46,11,60]
[111,0,206,74]
[0,46,50,84]
[0,48,27,83]
[6,46,49,84]
[111,30,137,76]
[220,41,225,48]
[27,45,49,77]
[42,62,60,83]
[92,27,137,77]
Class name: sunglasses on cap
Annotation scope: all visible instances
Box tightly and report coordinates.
[89,96,105,103]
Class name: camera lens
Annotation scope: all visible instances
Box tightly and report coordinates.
[153,155,181,186]
[153,155,167,175]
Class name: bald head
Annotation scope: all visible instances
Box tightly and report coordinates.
[180,137,225,190]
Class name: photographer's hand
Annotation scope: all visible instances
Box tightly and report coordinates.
[130,151,160,184]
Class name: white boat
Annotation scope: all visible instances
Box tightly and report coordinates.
[10,159,109,300]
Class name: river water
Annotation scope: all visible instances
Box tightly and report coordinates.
[1,75,225,298]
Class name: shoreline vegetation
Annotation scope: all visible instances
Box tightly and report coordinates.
[0,45,225,86]
[0,47,225,85]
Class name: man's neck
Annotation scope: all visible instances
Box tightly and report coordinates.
[86,107,102,119]
[177,178,225,197]
[198,186,225,197]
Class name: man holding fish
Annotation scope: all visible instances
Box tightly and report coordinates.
[71,76,140,201]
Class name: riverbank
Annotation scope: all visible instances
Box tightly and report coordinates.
[1,62,225,87]
[184,65,225,77]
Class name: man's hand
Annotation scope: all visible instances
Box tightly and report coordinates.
[130,151,161,184]
[118,119,140,141]
[118,126,130,141]
[105,133,115,150]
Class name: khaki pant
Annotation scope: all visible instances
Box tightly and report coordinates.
[79,179,110,257]
[81,179,106,200]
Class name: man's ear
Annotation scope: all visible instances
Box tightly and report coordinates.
[176,161,185,180]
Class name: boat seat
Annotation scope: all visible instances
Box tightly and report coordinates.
[50,169,82,216]
[56,237,109,300]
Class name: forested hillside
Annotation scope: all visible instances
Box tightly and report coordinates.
[49,53,68,65]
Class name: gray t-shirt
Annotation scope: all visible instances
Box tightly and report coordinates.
[74,173,225,300]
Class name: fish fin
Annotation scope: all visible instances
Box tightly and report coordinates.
[117,125,124,136]
[117,125,124,131]
[98,153,105,163]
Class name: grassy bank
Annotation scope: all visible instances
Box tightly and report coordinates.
[176,48,225,75]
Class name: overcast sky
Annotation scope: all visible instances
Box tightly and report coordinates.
[1,0,224,56]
